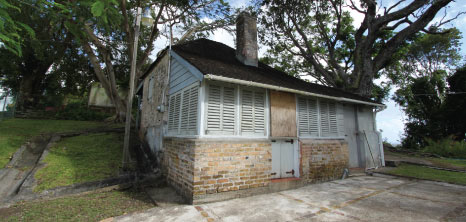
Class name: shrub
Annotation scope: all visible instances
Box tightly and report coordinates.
[423,137,466,159]
[55,102,111,121]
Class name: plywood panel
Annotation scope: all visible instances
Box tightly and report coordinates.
[270,90,297,137]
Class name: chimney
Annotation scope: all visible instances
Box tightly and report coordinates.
[236,12,258,67]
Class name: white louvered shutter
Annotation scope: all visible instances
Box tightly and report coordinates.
[298,97,319,137]
[168,95,176,132]
[320,100,338,137]
[253,91,265,134]
[187,85,198,133]
[180,89,190,132]
[206,84,236,135]
[328,102,338,136]
[308,98,319,136]
[207,85,222,133]
[222,86,236,134]
[240,89,265,135]
[241,90,254,133]
[298,97,309,136]
[173,93,181,133]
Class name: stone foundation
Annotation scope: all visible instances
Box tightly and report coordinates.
[300,139,349,183]
[162,137,348,204]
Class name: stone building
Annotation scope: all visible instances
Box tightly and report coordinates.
[137,12,386,204]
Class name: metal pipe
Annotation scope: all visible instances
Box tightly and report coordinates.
[204,74,386,108]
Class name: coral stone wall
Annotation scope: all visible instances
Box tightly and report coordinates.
[300,139,349,183]
[162,137,349,203]
[162,138,196,200]
[192,140,271,201]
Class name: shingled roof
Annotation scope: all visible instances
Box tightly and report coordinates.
[146,38,382,105]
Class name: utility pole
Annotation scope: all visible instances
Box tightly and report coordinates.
[122,7,142,170]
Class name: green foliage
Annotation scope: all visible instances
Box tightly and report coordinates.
[34,132,123,192]
[0,0,35,56]
[387,164,466,185]
[54,98,111,121]
[0,119,112,168]
[423,137,466,159]
[3,190,153,221]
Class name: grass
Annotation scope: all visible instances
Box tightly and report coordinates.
[428,158,466,170]
[0,189,154,222]
[386,164,466,185]
[0,118,119,168]
[34,132,123,192]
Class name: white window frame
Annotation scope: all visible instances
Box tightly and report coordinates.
[296,96,343,139]
[166,82,200,136]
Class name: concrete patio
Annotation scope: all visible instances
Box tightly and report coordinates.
[109,175,466,222]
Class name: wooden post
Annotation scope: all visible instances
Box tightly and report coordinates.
[123,7,142,170]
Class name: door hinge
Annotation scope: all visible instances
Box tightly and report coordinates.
[271,172,277,176]
[285,169,295,175]
[285,139,294,144]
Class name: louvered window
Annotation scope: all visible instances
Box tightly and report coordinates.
[320,100,338,137]
[298,97,339,137]
[206,84,236,135]
[167,83,199,135]
[240,89,265,135]
[297,97,319,137]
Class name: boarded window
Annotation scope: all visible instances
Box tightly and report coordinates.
[298,97,339,137]
[148,77,155,102]
[241,89,265,135]
[167,83,199,135]
[206,84,236,135]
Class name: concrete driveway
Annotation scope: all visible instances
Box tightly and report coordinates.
[111,175,466,222]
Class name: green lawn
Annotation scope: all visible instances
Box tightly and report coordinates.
[0,118,118,168]
[386,164,466,185]
[428,158,466,170]
[1,190,154,222]
[34,132,123,192]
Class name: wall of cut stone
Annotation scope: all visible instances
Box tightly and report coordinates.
[192,140,272,201]
[140,54,170,153]
[300,139,349,183]
[162,137,196,201]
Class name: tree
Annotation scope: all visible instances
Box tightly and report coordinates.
[258,0,464,98]
[387,28,462,148]
[0,0,81,112]
[57,0,232,121]
[0,0,35,56]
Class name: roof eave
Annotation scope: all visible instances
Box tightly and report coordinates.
[204,74,386,108]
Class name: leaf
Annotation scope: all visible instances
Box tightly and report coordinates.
[17,22,35,38]
[91,1,105,17]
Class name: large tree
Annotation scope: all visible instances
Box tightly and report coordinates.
[0,0,80,112]
[56,0,232,121]
[388,28,463,148]
[258,0,464,98]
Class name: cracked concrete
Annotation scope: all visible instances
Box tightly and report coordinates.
[108,175,466,222]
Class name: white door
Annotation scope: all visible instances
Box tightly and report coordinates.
[271,140,295,178]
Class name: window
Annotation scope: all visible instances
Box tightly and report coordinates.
[206,84,236,135]
[298,97,339,137]
[240,89,265,135]
[167,83,199,135]
[205,83,267,136]
[148,77,154,102]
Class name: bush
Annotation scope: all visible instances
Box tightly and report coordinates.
[55,102,111,121]
[422,137,466,159]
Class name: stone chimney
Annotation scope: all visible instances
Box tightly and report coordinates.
[236,12,258,67]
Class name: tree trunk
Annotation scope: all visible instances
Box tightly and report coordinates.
[81,41,127,122]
